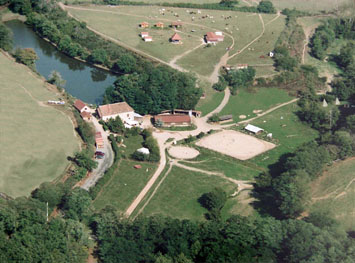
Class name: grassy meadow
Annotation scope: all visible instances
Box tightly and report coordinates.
[310,158,355,231]
[142,166,237,220]
[0,53,79,197]
[180,146,263,180]
[219,87,293,121]
[92,135,158,212]
[66,4,282,76]
[249,103,319,168]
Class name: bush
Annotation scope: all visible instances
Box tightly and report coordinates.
[208,113,220,123]
[212,76,228,91]
[0,23,13,51]
[257,1,276,14]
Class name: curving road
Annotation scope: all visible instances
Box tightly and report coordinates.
[79,115,114,190]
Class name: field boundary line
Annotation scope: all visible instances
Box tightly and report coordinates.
[237,98,299,124]
[132,162,173,220]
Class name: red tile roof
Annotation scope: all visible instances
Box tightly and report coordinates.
[98,102,134,118]
[154,114,191,124]
[171,33,182,41]
[171,21,183,26]
[80,111,91,118]
[74,99,86,111]
[206,32,224,42]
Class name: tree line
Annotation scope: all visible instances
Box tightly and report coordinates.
[99,0,276,14]
[90,207,355,263]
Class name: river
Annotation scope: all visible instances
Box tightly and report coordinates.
[6,20,117,104]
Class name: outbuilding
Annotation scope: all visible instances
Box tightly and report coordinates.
[140,32,149,38]
[170,33,182,44]
[139,22,149,28]
[154,114,192,127]
[74,99,90,113]
[95,132,104,148]
[171,21,183,28]
[205,32,224,43]
[143,36,153,42]
[245,124,264,135]
[155,22,164,28]
[80,111,92,121]
[137,147,150,155]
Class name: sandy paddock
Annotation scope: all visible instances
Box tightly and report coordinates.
[196,130,275,160]
[168,146,200,159]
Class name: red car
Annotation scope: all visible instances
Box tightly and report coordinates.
[95,151,105,157]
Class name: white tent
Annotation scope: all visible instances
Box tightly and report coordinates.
[137,147,150,155]
[245,124,264,134]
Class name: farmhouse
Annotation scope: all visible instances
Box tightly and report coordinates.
[245,124,264,135]
[95,132,104,148]
[74,99,90,113]
[143,36,153,42]
[154,114,192,127]
[155,22,164,28]
[80,111,92,121]
[97,102,134,123]
[140,32,149,38]
[139,22,149,28]
[205,32,224,43]
[170,33,182,44]
[171,21,183,28]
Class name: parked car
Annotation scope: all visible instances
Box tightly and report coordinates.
[95,151,105,156]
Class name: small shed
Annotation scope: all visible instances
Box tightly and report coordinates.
[139,22,149,28]
[80,111,92,121]
[219,115,233,121]
[140,32,149,38]
[155,22,164,28]
[74,99,89,113]
[95,132,104,148]
[137,147,150,155]
[170,33,182,44]
[171,21,183,28]
[143,36,153,42]
[245,124,264,135]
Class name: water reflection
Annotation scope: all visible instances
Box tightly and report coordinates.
[6,20,118,104]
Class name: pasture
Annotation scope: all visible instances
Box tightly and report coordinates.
[180,146,263,181]
[142,166,237,220]
[92,135,158,212]
[310,158,355,231]
[65,4,283,77]
[250,103,319,168]
[0,53,79,197]
[270,0,353,12]
[219,87,293,121]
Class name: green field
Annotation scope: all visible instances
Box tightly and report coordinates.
[228,13,285,73]
[310,158,355,231]
[195,80,225,116]
[180,146,263,181]
[219,87,293,121]
[66,5,282,77]
[92,135,158,212]
[142,166,237,220]
[0,53,79,197]
[249,103,319,168]
[270,0,354,12]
